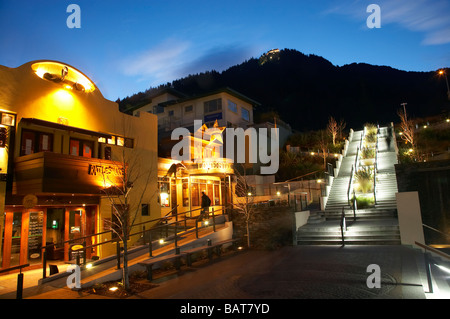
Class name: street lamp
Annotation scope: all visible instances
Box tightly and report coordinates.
[438,69,450,100]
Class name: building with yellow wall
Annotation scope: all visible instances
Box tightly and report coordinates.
[0,60,159,271]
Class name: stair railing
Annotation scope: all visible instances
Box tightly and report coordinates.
[347,164,354,206]
[373,130,378,205]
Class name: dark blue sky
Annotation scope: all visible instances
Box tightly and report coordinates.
[1,0,449,100]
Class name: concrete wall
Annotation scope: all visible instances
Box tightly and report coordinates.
[396,191,425,246]
[295,210,310,230]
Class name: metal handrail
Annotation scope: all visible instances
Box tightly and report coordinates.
[347,164,354,205]
[415,241,450,261]
[373,131,378,204]
[41,204,228,278]
[423,224,450,239]
[0,264,29,299]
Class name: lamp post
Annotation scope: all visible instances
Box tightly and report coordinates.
[438,69,450,100]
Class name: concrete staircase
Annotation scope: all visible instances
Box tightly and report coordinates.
[324,130,362,212]
[297,125,401,245]
[297,219,401,245]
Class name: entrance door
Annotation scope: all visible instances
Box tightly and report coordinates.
[1,212,22,268]
[45,208,65,261]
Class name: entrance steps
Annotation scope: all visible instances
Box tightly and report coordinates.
[296,218,401,245]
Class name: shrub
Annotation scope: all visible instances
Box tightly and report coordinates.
[365,123,378,135]
[365,131,377,143]
[360,147,375,159]
[354,196,375,209]
[354,166,374,193]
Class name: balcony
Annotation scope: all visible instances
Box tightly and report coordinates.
[13,152,124,195]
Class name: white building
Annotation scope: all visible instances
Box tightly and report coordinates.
[131,87,260,137]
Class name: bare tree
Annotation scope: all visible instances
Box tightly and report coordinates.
[101,118,155,291]
[327,116,339,146]
[397,108,416,152]
[232,165,257,248]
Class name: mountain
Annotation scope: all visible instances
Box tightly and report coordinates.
[119,48,450,131]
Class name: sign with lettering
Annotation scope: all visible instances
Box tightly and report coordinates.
[198,161,232,171]
[88,164,124,177]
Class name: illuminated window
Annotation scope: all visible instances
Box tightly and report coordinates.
[107,136,115,145]
[182,181,189,207]
[98,137,106,143]
[70,138,93,158]
[117,137,124,146]
[20,130,53,155]
[158,178,170,207]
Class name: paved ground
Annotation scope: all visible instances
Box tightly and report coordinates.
[129,245,427,299]
[3,243,450,317]
[1,244,434,300]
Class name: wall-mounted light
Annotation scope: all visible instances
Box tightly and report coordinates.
[1,113,15,126]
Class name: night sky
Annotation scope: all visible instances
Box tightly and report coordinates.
[1,0,449,101]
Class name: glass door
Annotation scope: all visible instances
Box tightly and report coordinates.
[69,210,83,242]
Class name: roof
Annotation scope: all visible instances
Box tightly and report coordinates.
[20,118,112,139]
[130,87,261,113]
[162,87,261,108]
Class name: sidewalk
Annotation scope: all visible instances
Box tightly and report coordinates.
[0,222,232,299]
[3,243,449,300]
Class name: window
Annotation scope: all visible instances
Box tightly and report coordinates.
[227,100,237,113]
[158,177,170,207]
[191,183,199,206]
[204,99,222,114]
[168,110,174,116]
[182,181,189,207]
[124,138,134,148]
[107,136,115,145]
[141,204,149,216]
[214,183,221,205]
[242,107,250,122]
[184,105,193,113]
[70,138,94,158]
[189,179,221,206]
[104,146,112,160]
[20,130,53,156]
[99,135,133,149]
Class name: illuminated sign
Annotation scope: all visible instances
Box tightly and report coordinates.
[88,164,124,177]
[198,161,232,171]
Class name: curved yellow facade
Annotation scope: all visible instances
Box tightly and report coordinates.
[0,60,159,269]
